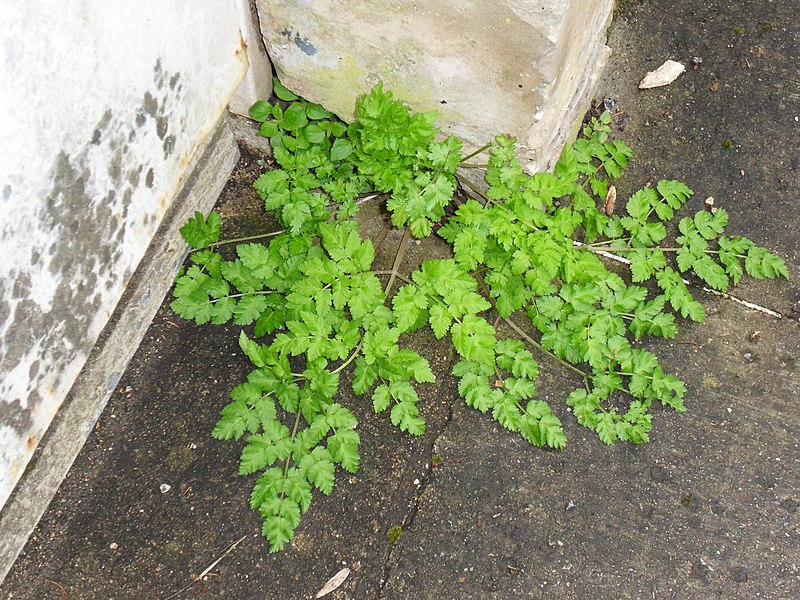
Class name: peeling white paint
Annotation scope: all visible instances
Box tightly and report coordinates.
[0,0,249,510]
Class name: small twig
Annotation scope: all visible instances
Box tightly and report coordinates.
[371,220,393,255]
[355,192,383,206]
[372,270,413,285]
[163,536,247,600]
[385,228,412,296]
[503,316,591,384]
[47,580,68,599]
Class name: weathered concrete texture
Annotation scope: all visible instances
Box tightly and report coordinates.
[0,1,247,512]
[256,0,613,171]
[0,118,239,585]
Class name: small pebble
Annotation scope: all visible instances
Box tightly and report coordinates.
[565,500,576,512]
[733,567,748,583]
[743,352,753,362]
[110,542,118,550]
[160,484,172,494]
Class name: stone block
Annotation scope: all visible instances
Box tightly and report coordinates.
[256,0,613,171]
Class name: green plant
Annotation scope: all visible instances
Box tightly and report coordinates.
[171,78,789,552]
[387,525,403,545]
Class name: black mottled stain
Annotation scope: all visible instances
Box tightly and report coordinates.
[0,149,123,416]
[143,92,158,118]
[156,116,168,140]
[279,28,318,55]
[294,33,317,55]
[0,59,185,436]
[0,280,9,333]
[163,135,176,157]
[12,272,31,299]
[0,399,34,437]
[154,58,165,90]
[128,164,143,188]
[107,153,122,185]
[97,109,113,130]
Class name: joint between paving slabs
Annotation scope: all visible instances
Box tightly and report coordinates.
[377,391,460,594]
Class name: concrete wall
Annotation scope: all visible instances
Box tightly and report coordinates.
[256,0,613,172]
[0,1,254,513]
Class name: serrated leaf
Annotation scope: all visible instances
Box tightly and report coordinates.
[327,429,360,473]
[299,447,335,495]
[595,412,618,445]
[450,315,496,366]
[352,357,378,394]
[180,211,221,248]
[372,384,391,413]
[429,304,452,339]
[693,256,729,291]
[390,401,426,435]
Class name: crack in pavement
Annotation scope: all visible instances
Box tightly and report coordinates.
[377,390,460,597]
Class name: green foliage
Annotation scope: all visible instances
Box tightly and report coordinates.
[171,80,790,552]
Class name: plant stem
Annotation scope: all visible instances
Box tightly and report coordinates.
[473,273,590,386]
[579,246,682,253]
[459,163,489,169]
[332,342,363,375]
[189,230,285,253]
[209,290,274,304]
[279,408,304,503]
[460,142,493,163]
[503,316,590,385]
[455,173,493,206]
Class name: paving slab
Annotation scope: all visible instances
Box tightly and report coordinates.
[2,0,799,598]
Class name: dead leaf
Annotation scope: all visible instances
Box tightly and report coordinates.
[315,568,350,598]
[639,60,686,89]
[709,81,720,92]
[604,185,617,216]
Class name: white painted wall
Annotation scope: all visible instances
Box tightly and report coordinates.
[0,0,249,510]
